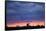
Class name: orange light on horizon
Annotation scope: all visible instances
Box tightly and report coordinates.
[7,21,45,27]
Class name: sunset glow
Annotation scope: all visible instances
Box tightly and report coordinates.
[7,21,44,27]
[6,1,45,28]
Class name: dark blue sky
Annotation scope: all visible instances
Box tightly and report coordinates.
[6,1,45,23]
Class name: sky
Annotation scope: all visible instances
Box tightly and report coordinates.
[6,1,45,27]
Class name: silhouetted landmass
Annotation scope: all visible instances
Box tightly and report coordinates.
[5,24,45,30]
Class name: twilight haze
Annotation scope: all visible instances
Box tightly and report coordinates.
[6,1,45,27]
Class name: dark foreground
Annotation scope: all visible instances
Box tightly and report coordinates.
[6,25,45,30]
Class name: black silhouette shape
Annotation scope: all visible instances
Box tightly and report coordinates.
[27,23,30,27]
[6,24,45,30]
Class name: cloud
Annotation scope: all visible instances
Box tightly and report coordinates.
[6,2,45,21]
